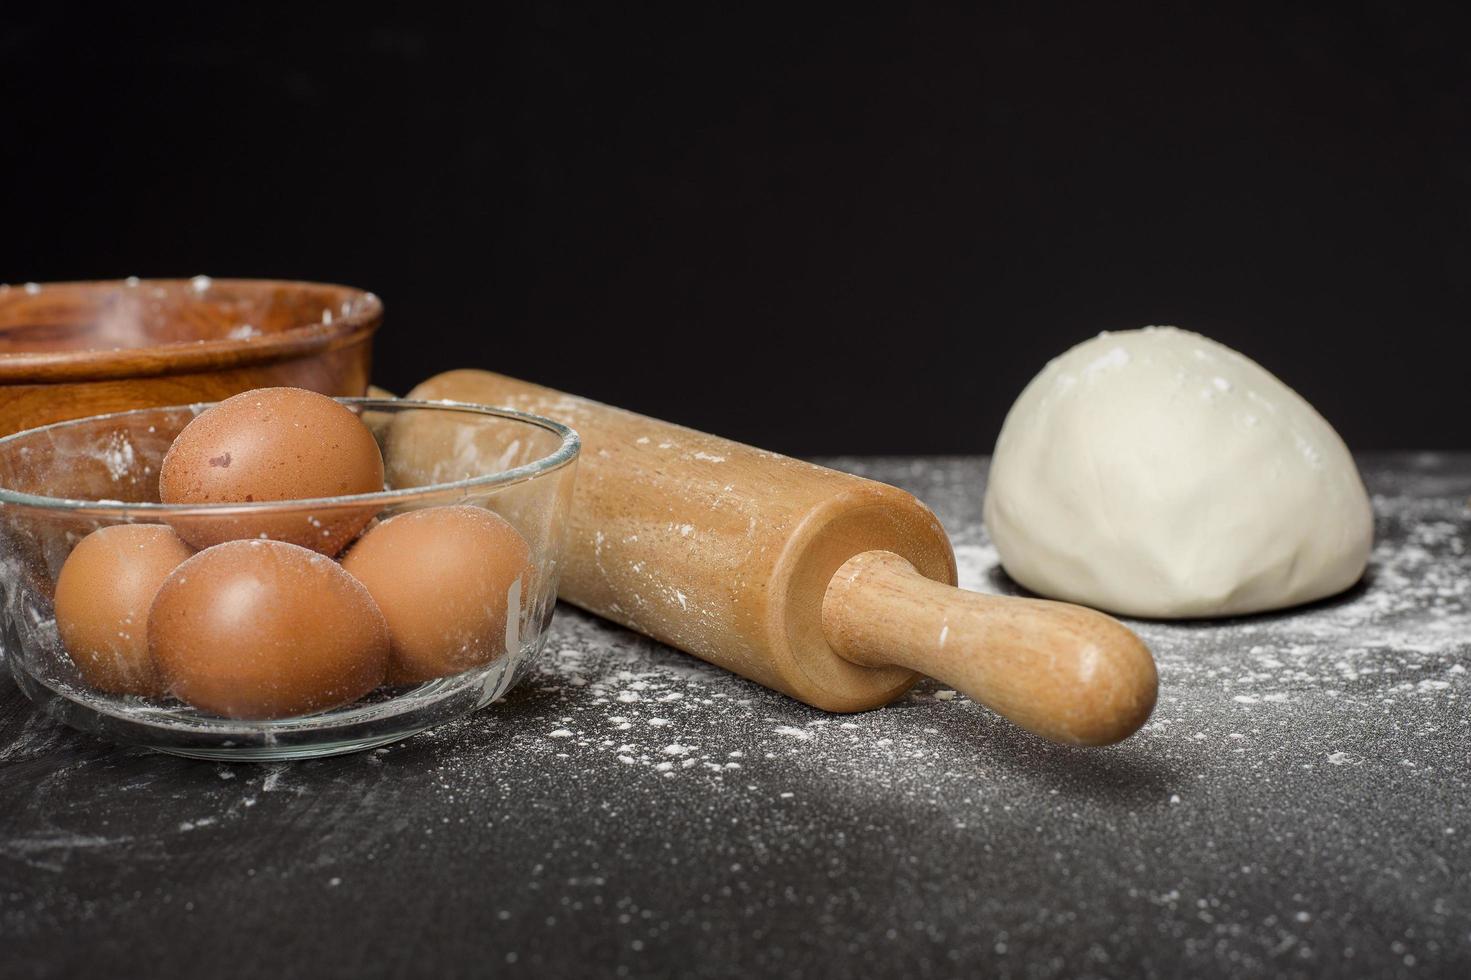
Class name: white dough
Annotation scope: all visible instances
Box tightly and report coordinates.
[983,326,1373,618]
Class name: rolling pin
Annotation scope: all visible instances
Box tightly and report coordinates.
[407,370,1157,745]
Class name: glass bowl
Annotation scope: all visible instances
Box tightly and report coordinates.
[0,398,579,760]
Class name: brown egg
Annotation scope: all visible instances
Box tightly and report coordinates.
[54,524,193,697]
[342,505,532,685]
[149,539,389,719]
[158,387,384,554]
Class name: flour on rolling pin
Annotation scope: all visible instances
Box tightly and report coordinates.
[404,371,1158,746]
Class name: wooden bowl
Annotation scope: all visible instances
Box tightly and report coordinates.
[0,278,381,436]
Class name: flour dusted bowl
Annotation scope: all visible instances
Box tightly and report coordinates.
[0,398,578,760]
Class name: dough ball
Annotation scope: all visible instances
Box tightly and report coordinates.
[983,326,1373,618]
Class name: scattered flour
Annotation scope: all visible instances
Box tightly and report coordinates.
[2,456,1465,975]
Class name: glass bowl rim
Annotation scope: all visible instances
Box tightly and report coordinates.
[0,396,580,515]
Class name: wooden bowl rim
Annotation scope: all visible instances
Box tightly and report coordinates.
[0,278,382,383]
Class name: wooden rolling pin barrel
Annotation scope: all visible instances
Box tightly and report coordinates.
[410,371,1158,745]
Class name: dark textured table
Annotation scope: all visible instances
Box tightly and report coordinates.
[2,454,1468,979]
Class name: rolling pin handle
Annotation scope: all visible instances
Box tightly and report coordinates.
[820,551,1158,746]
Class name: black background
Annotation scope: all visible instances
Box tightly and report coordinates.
[4,3,1468,453]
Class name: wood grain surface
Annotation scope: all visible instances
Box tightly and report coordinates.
[823,550,1157,745]
[409,370,1156,743]
[408,369,956,713]
[0,279,379,435]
